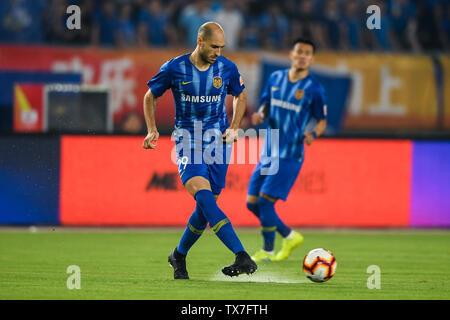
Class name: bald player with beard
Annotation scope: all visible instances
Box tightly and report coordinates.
[143,22,257,279]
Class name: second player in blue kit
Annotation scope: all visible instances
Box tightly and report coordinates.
[247,38,328,262]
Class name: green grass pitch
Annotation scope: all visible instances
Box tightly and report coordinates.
[0,227,449,300]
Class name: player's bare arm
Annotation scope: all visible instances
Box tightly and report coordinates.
[223,89,247,143]
[304,118,327,146]
[143,89,159,149]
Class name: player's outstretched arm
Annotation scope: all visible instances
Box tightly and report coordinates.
[143,89,160,149]
[304,119,327,146]
[223,89,247,143]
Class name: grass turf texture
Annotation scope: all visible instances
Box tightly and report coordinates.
[0,228,449,300]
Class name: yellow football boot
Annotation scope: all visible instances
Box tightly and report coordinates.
[273,231,304,261]
[251,249,275,262]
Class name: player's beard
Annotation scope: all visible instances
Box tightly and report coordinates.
[200,50,217,65]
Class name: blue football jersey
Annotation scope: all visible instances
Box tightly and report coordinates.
[148,53,245,135]
[260,69,327,161]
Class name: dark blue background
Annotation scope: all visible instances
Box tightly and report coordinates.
[0,136,60,224]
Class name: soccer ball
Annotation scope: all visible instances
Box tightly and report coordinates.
[303,248,337,282]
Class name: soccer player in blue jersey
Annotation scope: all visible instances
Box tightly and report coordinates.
[143,22,257,279]
[247,38,327,262]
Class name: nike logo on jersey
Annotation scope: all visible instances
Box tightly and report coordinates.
[272,87,279,91]
[182,81,192,85]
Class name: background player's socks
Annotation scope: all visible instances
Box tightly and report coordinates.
[246,202,260,218]
[275,218,291,238]
[247,201,292,238]
[177,205,207,255]
[195,189,245,254]
[261,227,276,251]
[284,230,295,239]
[258,196,278,251]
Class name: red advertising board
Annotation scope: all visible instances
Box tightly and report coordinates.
[60,136,412,227]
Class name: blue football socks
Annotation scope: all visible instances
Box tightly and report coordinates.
[177,204,207,255]
[247,199,291,239]
[195,189,245,254]
[257,196,292,251]
[246,202,260,218]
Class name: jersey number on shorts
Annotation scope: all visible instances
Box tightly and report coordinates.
[177,156,189,177]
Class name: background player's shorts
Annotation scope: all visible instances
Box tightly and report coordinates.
[247,157,304,201]
[176,142,232,195]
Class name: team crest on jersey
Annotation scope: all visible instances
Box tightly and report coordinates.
[213,76,222,88]
[295,89,304,100]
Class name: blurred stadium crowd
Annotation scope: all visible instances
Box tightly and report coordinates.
[0,0,449,52]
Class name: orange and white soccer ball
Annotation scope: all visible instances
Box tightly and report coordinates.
[303,248,337,282]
